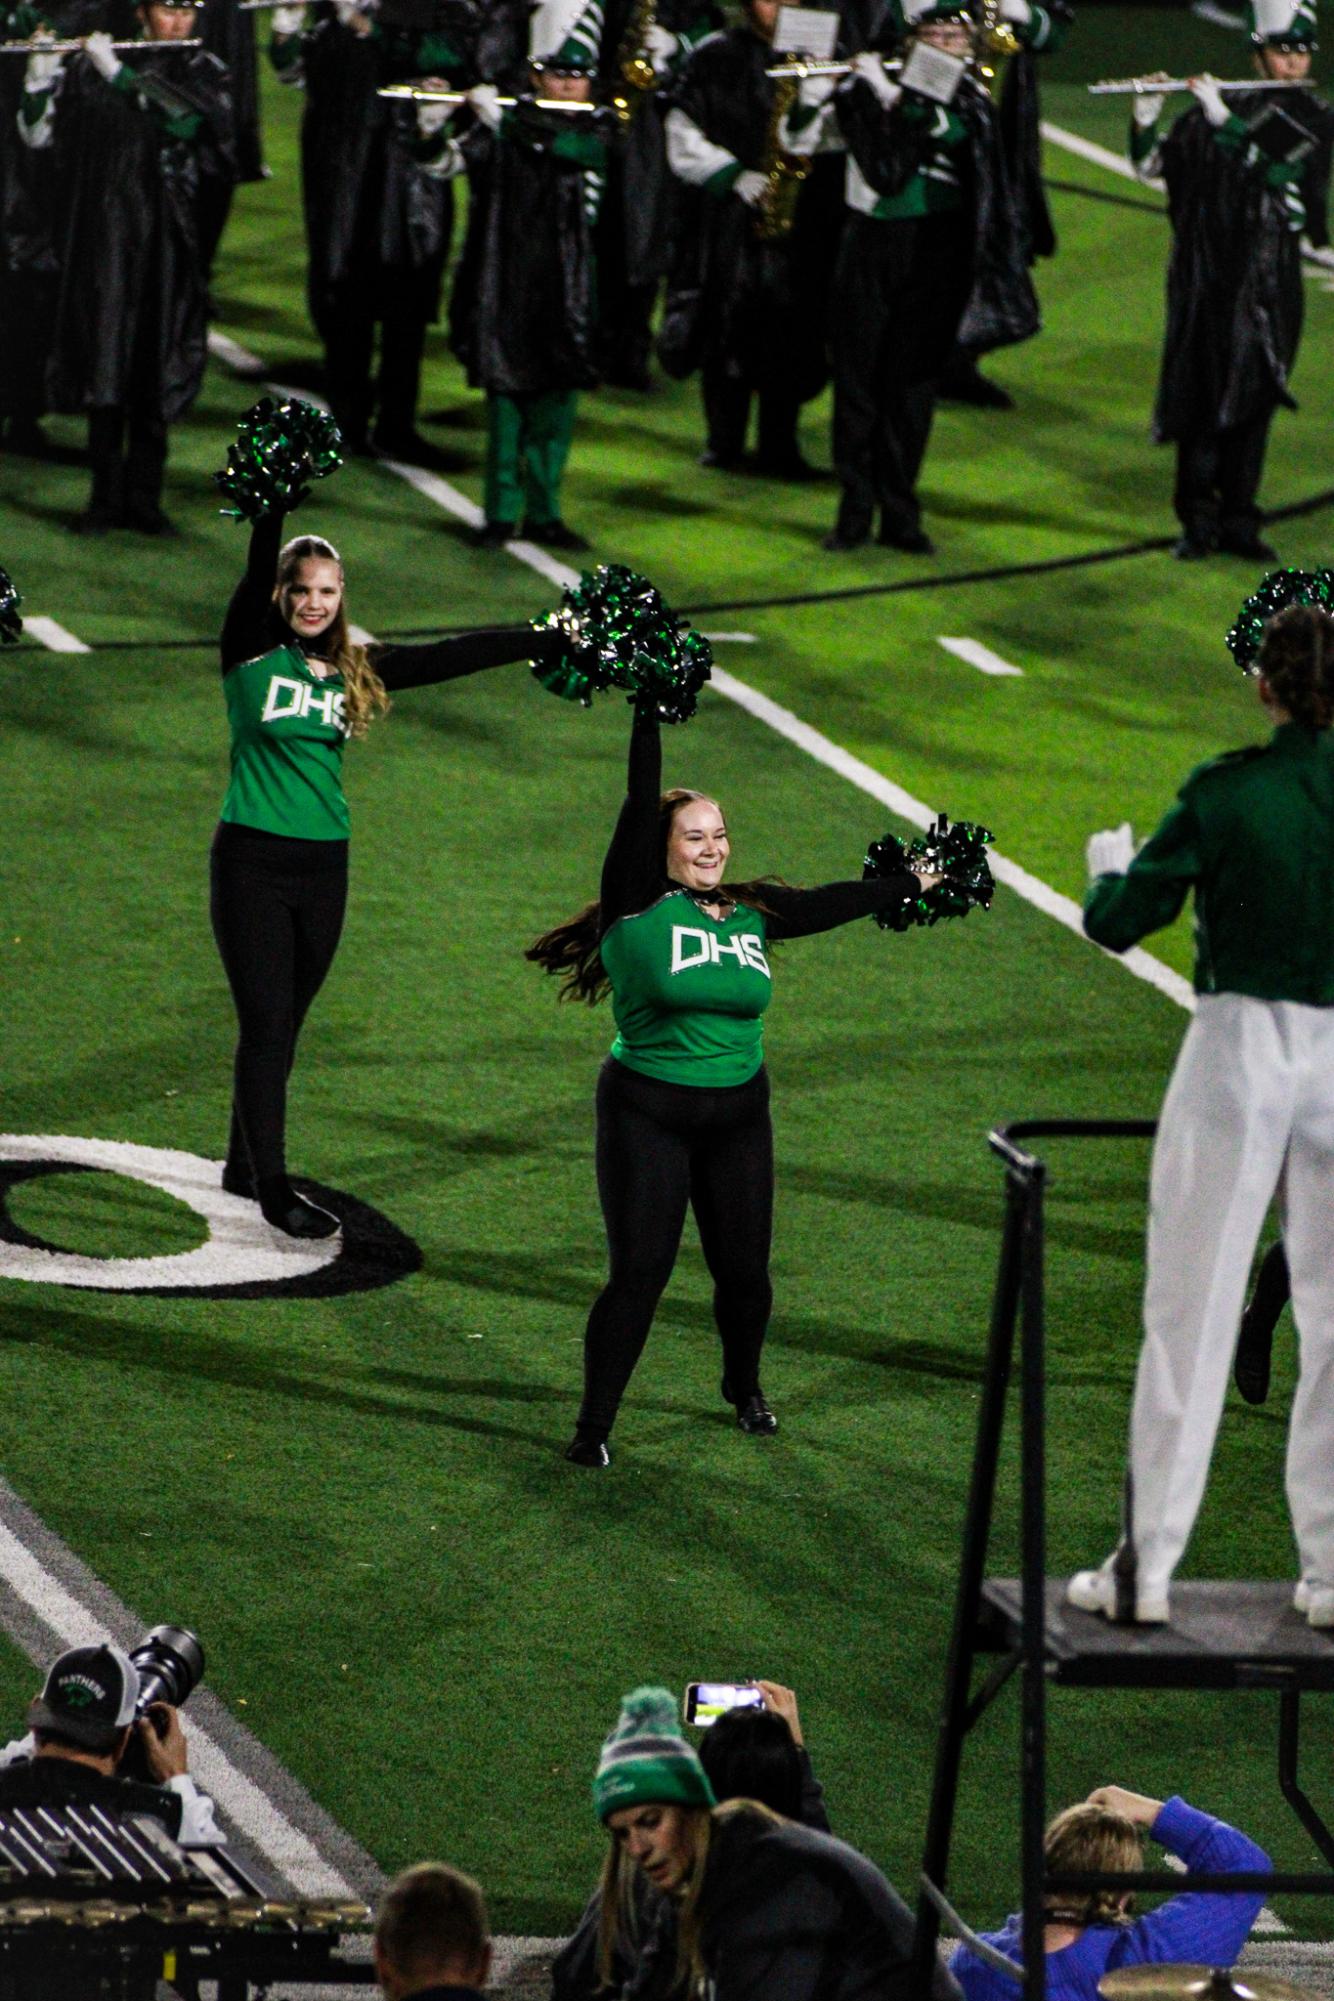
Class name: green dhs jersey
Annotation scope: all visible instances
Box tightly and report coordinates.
[221,644,350,841]
[601,890,774,1087]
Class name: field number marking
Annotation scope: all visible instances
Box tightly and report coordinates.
[938,636,1024,677]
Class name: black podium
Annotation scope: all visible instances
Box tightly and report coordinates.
[911,1120,1334,2001]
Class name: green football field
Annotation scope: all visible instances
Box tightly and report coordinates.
[2,3,1333,1950]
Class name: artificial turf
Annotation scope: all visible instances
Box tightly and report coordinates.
[2,2,1332,1942]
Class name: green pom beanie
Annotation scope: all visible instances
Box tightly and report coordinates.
[592,1686,717,1823]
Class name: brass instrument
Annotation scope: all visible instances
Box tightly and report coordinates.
[754,51,811,240]
[970,0,1019,96]
[1090,71,1309,91]
[613,0,658,111]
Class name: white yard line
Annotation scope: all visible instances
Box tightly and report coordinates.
[0,1518,356,1898]
[938,636,1025,678]
[23,616,91,655]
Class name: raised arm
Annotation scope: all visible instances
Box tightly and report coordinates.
[373,624,563,694]
[599,704,664,931]
[762,873,923,940]
[220,512,286,674]
[1123,1794,1270,1967]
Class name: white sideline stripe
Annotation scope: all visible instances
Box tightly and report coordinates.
[0,1521,355,1898]
[1041,122,1334,285]
[207,328,267,377]
[702,630,758,643]
[710,667,1198,1014]
[938,636,1025,677]
[24,616,90,655]
[208,341,1197,1019]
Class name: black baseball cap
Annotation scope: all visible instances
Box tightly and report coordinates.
[28,1644,139,1751]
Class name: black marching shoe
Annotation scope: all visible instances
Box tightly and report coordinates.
[878,521,934,555]
[722,1377,778,1435]
[471,519,516,549]
[564,1429,611,1468]
[823,503,872,552]
[256,1176,341,1240]
[1173,531,1214,561]
[1218,532,1278,562]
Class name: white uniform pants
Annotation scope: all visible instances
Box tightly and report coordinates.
[1126,994,1334,1596]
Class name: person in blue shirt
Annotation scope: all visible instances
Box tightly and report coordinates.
[950,1785,1270,2001]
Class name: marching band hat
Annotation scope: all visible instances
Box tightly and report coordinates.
[1248,0,1318,46]
[528,0,603,71]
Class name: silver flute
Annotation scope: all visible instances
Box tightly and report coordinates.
[377,81,601,111]
[0,35,202,50]
[1089,73,1310,92]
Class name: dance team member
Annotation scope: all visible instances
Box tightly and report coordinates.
[1069,600,1334,1626]
[528,699,939,1465]
[214,508,562,1239]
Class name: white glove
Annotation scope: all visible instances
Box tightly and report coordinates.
[416,97,452,134]
[421,133,464,177]
[1132,88,1165,125]
[644,19,677,64]
[24,42,65,87]
[999,0,1032,22]
[1189,73,1230,126]
[271,4,306,33]
[797,70,837,105]
[1086,822,1136,880]
[851,49,902,109]
[83,29,123,80]
[733,167,768,207]
[332,0,373,30]
[467,80,503,129]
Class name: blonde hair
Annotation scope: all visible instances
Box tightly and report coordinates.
[275,535,389,739]
[597,1799,789,1996]
[1043,1802,1144,1928]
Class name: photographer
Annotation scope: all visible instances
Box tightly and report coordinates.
[0,1641,221,1848]
[697,1681,830,1832]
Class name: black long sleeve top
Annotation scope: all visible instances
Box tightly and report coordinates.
[221,512,559,685]
[599,705,921,937]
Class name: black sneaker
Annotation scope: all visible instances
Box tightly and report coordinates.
[736,1392,778,1436]
[257,1177,341,1240]
[564,1433,611,1467]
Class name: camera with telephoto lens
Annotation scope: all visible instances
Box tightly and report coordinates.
[116,1625,205,1782]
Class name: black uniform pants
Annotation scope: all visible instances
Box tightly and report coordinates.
[702,363,802,468]
[209,826,349,1184]
[579,1057,775,1433]
[1172,406,1274,543]
[831,208,974,536]
[88,407,168,517]
[322,284,429,447]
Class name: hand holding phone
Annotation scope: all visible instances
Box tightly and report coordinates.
[683,1681,766,1727]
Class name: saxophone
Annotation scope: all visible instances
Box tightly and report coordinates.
[970,0,1020,96]
[753,54,811,241]
[612,0,658,116]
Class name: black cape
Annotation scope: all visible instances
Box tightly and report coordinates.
[836,68,1039,354]
[45,46,233,418]
[297,10,456,335]
[1154,90,1334,440]
[658,25,836,400]
[449,107,604,394]
[199,0,264,182]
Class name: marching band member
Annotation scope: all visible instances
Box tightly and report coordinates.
[1129,0,1334,560]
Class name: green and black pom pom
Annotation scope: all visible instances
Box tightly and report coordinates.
[1226,567,1334,673]
[214,397,344,522]
[530,564,713,725]
[0,564,23,647]
[864,815,995,930]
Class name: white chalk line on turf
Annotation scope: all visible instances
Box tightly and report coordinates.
[23,615,90,655]
[205,332,1197,1019]
[0,1516,356,1898]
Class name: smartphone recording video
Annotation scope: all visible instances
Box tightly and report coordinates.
[683,1681,765,1727]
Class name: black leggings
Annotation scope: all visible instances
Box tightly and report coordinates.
[209,825,349,1183]
[579,1058,775,1434]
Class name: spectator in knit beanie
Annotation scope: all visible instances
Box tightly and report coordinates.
[558,1683,961,2001]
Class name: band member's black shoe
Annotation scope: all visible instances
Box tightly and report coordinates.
[1218,533,1278,562]
[471,520,517,549]
[1173,533,1214,561]
[877,524,934,555]
[564,1431,611,1468]
[257,1177,340,1240]
[736,1393,778,1436]
[526,520,591,552]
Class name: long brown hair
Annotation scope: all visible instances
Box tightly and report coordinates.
[1258,603,1334,731]
[527,789,784,1004]
[275,535,389,739]
[596,1804,714,1995]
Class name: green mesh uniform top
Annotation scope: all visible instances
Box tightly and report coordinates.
[594,710,923,1089]
[222,644,350,842]
[601,891,776,1087]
